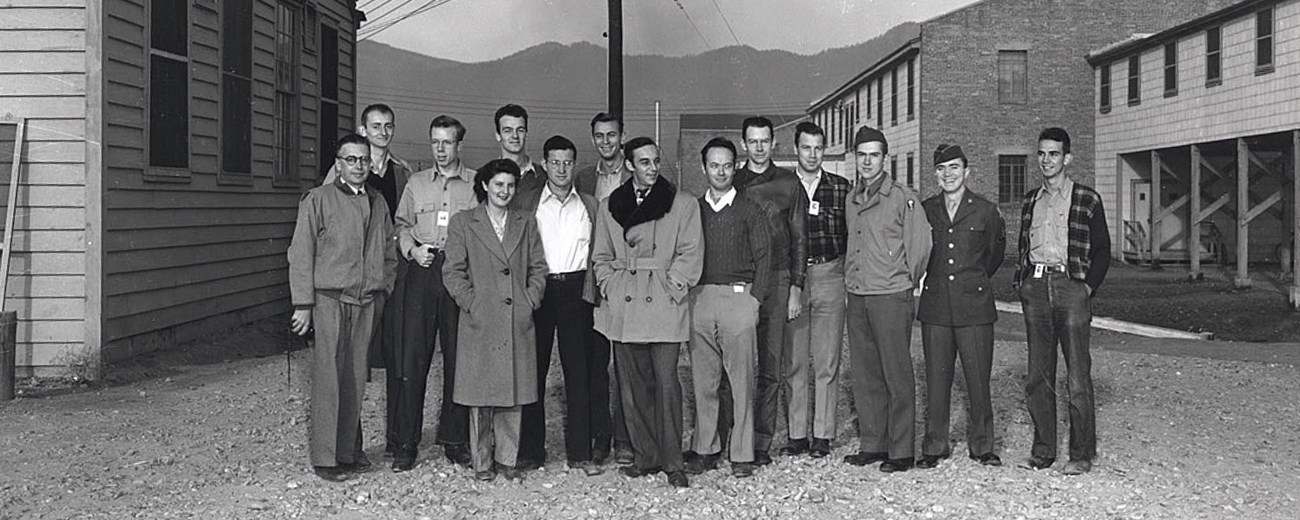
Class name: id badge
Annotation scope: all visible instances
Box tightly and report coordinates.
[437,210,450,227]
[809,201,821,216]
[733,284,745,294]
[1033,264,1044,279]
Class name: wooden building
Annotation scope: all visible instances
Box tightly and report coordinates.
[1088,0,1300,300]
[0,0,361,377]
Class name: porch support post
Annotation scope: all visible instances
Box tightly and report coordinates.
[1236,138,1252,288]
[1189,144,1203,280]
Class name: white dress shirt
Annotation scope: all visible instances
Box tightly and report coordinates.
[706,186,737,213]
[535,184,591,274]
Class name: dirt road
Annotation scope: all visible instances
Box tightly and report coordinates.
[2,317,1298,519]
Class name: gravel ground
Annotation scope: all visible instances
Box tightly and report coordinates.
[2,318,1299,519]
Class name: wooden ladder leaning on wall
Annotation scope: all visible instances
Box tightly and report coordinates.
[0,116,26,309]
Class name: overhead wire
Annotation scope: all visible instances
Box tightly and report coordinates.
[671,0,712,50]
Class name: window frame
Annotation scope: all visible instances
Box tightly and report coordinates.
[998,154,1028,203]
[1099,62,1112,114]
[145,0,192,182]
[905,152,914,187]
[997,50,1028,105]
[1256,7,1274,75]
[889,68,898,127]
[890,155,898,182]
[1206,26,1222,87]
[219,0,255,186]
[1163,42,1178,97]
[273,1,302,188]
[318,22,341,179]
[875,76,883,128]
[1126,54,1141,106]
[906,58,915,121]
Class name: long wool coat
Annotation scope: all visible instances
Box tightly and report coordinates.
[592,178,703,343]
[442,204,548,407]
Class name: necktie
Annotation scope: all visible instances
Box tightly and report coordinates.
[636,188,648,202]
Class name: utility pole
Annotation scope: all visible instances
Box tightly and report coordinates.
[608,0,623,119]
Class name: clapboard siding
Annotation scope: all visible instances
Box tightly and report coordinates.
[0,1,89,374]
[100,0,357,358]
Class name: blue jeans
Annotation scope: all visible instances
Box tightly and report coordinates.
[1019,273,1095,462]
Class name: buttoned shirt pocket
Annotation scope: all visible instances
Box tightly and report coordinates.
[414,203,441,239]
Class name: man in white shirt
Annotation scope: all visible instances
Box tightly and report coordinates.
[513,136,607,475]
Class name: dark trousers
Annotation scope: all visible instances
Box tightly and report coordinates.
[615,341,684,472]
[920,322,995,457]
[718,270,790,453]
[520,274,611,463]
[384,255,468,457]
[846,290,916,459]
[1020,273,1095,462]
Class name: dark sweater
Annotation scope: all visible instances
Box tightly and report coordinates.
[698,192,772,302]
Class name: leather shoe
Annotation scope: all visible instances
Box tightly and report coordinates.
[666,470,690,488]
[1025,455,1055,470]
[443,444,471,467]
[971,452,1002,466]
[614,443,635,465]
[313,465,349,482]
[731,462,756,478]
[568,459,604,476]
[754,451,773,466]
[515,457,544,471]
[880,457,914,473]
[619,465,662,478]
[499,465,525,482]
[684,451,720,474]
[593,437,612,464]
[391,454,416,473]
[916,454,948,469]
[474,469,496,481]
[340,452,372,473]
[809,438,831,458]
[843,451,888,466]
[779,438,810,456]
[1061,459,1092,475]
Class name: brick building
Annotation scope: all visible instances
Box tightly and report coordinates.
[675,113,805,197]
[806,0,1239,239]
[1087,0,1299,300]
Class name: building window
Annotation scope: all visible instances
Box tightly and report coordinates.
[906,58,915,121]
[274,2,301,186]
[865,83,871,121]
[1206,26,1222,87]
[1126,55,1140,106]
[319,23,340,178]
[890,69,898,126]
[876,77,883,128]
[997,50,1028,104]
[998,155,1027,203]
[906,152,914,187]
[222,0,253,179]
[890,155,898,182]
[1099,63,1111,113]
[1163,42,1177,97]
[148,1,189,172]
[1256,7,1274,73]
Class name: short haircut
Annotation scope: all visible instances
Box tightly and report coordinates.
[1038,127,1071,153]
[700,137,737,165]
[336,133,370,155]
[494,104,529,132]
[741,116,774,139]
[623,137,657,163]
[543,135,577,160]
[360,103,394,123]
[794,122,825,145]
[429,115,466,141]
[590,112,623,133]
[473,158,521,203]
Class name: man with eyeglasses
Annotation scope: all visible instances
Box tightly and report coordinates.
[388,115,477,472]
[497,104,547,196]
[514,135,607,475]
[289,133,398,482]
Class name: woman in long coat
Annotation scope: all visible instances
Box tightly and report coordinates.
[442,158,548,481]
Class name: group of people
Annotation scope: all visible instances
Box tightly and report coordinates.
[287,102,1110,488]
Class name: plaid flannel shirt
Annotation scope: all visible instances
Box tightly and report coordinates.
[804,170,851,260]
[1015,181,1110,291]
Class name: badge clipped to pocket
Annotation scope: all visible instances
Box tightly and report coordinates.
[1033,264,1044,279]
[809,200,821,216]
[437,210,450,227]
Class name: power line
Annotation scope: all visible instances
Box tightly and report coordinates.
[359,0,456,40]
[360,85,811,112]
[707,0,741,45]
[671,0,712,50]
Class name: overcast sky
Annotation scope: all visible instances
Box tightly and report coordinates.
[363,0,984,62]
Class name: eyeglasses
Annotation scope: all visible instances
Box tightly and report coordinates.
[547,160,575,168]
[337,155,373,167]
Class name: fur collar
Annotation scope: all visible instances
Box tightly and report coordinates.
[608,176,676,233]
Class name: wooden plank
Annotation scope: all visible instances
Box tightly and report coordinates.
[10,140,84,163]
[993,301,1211,340]
[1189,144,1202,278]
[0,72,84,96]
[105,187,302,209]
[4,273,83,297]
[8,251,84,274]
[1150,150,1162,265]
[0,184,85,206]
[22,118,84,141]
[0,1,86,7]
[0,29,82,51]
[103,222,286,251]
[1236,138,1250,287]
[106,284,287,340]
[105,253,285,295]
[18,162,84,185]
[1294,130,1300,306]
[0,229,83,251]
[1244,191,1283,223]
[1154,193,1189,223]
[13,318,84,343]
[16,342,87,368]
[0,8,85,29]
[105,237,289,275]
[1200,157,1226,179]
[6,296,82,319]
[0,95,85,118]
[105,268,286,319]
[1248,149,1275,178]
[105,207,297,230]
[1198,193,1231,222]
[0,51,83,74]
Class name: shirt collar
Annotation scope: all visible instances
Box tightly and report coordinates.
[1037,177,1073,202]
[432,162,467,181]
[542,184,575,205]
[597,158,626,177]
[706,187,737,212]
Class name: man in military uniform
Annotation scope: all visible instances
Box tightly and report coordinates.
[915,144,1006,470]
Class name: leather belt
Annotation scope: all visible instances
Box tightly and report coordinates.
[807,254,839,266]
[547,270,586,282]
[1033,264,1067,273]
